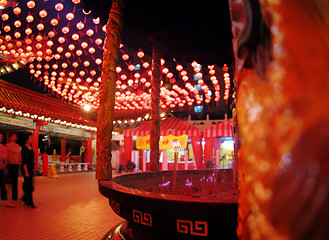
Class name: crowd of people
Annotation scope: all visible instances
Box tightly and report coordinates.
[0,131,37,209]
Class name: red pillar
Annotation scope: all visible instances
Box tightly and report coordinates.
[32,123,40,171]
[84,134,93,169]
[42,153,48,176]
[61,138,66,162]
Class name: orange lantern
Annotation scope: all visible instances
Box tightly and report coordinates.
[47,40,53,47]
[90,70,96,76]
[81,42,88,48]
[26,15,34,23]
[39,10,47,18]
[68,44,75,51]
[62,27,69,34]
[116,66,122,73]
[13,7,21,15]
[79,71,85,77]
[128,64,135,71]
[57,47,64,53]
[51,19,58,26]
[14,32,21,39]
[48,31,55,38]
[95,38,103,45]
[5,35,11,41]
[14,20,21,28]
[88,47,95,54]
[76,50,83,56]
[72,62,79,68]
[83,61,90,67]
[76,22,84,30]
[36,35,43,41]
[58,37,65,44]
[55,3,64,11]
[121,74,127,80]
[122,54,129,61]
[27,1,35,8]
[66,13,74,21]
[137,51,144,58]
[95,58,102,65]
[65,52,71,58]
[86,29,94,36]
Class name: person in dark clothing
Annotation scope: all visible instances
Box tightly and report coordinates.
[0,132,10,206]
[21,132,37,208]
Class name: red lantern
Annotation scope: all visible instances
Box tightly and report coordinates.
[81,42,88,49]
[68,44,75,51]
[142,62,150,68]
[25,28,32,35]
[95,58,102,65]
[51,19,58,26]
[62,63,68,68]
[14,32,21,39]
[14,20,21,28]
[48,31,55,38]
[95,38,102,45]
[88,47,95,54]
[128,65,135,71]
[93,18,100,24]
[13,7,21,15]
[66,13,74,21]
[122,54,129,61]
[55,3,64,11]
[86,29,94,37]
[72,62,79,68]
[83,61,90,67]
[36,35,43,41]
[116,66,122,73]
[137,51,144,58]
[62,27,70,34]
[72,34,79,41]
[76,50,83,56]
[27,1,35,8]
[26,15,34,23]
[58,37,65,44]
[39,10,47,18]
[65,52,71,58]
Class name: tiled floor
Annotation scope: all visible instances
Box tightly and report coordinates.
[0,172,123,240]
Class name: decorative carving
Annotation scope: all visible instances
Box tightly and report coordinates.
[132,210,152,227]
[110,200,120,215]
[177,219,208,237]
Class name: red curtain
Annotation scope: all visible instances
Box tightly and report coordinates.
[123,136,133,169]
[204,137,215,168]
[190,136,203,169]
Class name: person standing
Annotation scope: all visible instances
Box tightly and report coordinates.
[21,132,37,208]
[7,132,21,202]
[0,132,10,206]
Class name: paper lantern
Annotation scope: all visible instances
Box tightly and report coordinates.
[167,72,173,78]
[79,71,85,77]
[76,78,81,83]
[35,35,43,41]
[95,58,102,65]
[162,68,169,74]
[72,62,79,68]
[26,46,32,52]
[65,52,71,58]
[90,70,96,76]
[1,13,9,21]
[13,7,21,15]
[176,65,183,71]
[65,45,74,52]
[86,78,92,83]
[182,76,189,81]
[52,64,58,70]
[14,20,21,28]
[209,69,215,75]
[58,37,65,44]
[5,35,11,41]
[88,47,95,54]
[4,26,11,32]
[62,27,69,34]
[36,43,42,49]
[66,13,74,21]
[57,47,63,53]
[48,31,55,38]
[137,51,144,58]
[26,15,34,23]
[181,70,187,76]
[39,10,47,18]
[161,59,165,65]
[81,42,88,48]
[76,22,84,30]
[83,61,90,67]
[142,62,150,68]
[27,1,35,8]
[86,29,94,36]
[37,23,44,31]
[55,3,64,11]
[93,17,100,24]
[72,34,79,41]
[76,50,83,56]
[134,73,140,79]
[51,19,58,26]
[95,38,102,45]
[128,64,135,71]
[122,54,129,61]
[145,82,151,87]
[128,79,134,85]
[120,74,127,80]
[116,66,122,73]
[62,63,68,69]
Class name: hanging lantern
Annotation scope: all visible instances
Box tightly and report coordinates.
[39,10,47,18]
[1,13,9,21]
[128,64,135,71]
[81,42,88,48]
[162,68,169,74]
[76,22,84,30]
[5,35,11,41]
[57,47,64,53]
[195,72,202,79]
[14,20,21,28]
[66,13,74,21]
[145,82,151,87]
[86,29,94,36]
[4,26,11,32]
[62,63,68,68]
[26,15,34,23]
[86,78,92,83]
[122,54,129,61]
[68,44,75,51]
[95,38,102,45]
[76,50,83,56]
[167,72,173,78]
[191,61,198,67]
[90,70,96,76]
[121,74,127,80]
[181,70,187,76]
[95,58,102,65]
[209,69,215,75]
[36,35,43,41]
[140,78,146,83]
[69,72,75,77]
[72,34,79,41]
[52,64,58,70]
[62,27,69,34]
[93,17,100,24]
[48,31,55,38]
[116,66,122,73]
[79,71,85,77]
[127,79,134,85]
[72,0,80,4]
[121,84,127,90]
[182,76,189,81]
[27,1,35,8]
[137,51,144,58]
[47,40,54,47]
[51,19,58,26]
[55,3,64,11]
[58,37,65,44]
[65,52,71,58]
[13,7,21,15]
[134,73,140,79]
[176,65,183,71]
[36,43,42,49]
[83,61,90,67]
[161,59,165,65]
[72,62,79,68]
[88,47,95,54]
[142,62,150,68]
[26,46,32,52]
[37,23,44,31]
[222,64,228,72]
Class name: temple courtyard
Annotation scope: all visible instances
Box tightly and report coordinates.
[0,172,123,240]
